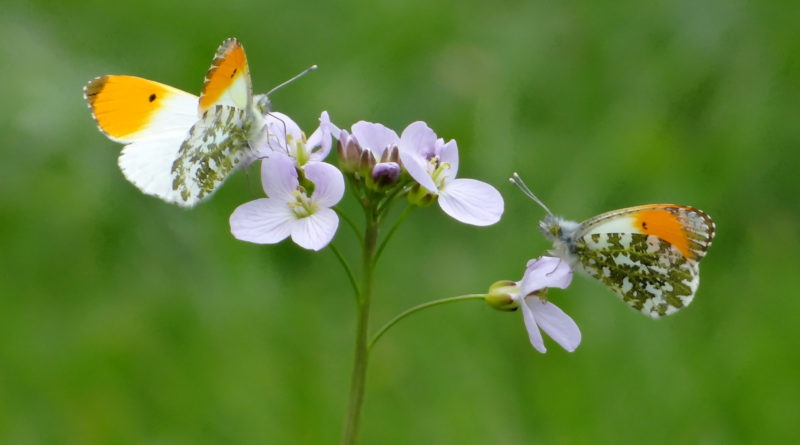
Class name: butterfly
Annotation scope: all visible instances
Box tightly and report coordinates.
[84,37,272,207]
[511,173,715,318]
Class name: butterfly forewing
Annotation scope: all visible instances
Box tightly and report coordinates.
[170,105,254,206]
[84,75,198,143]
[199,38,252,113]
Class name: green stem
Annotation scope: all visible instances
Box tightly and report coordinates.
[341,209,380,445]
[368,294,487,350]
[334,206,364,246]
[373,205,414,267]
[329,242,359,299]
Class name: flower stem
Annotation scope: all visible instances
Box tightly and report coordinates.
[334,206,364,246]
[373,205,414,267]
[368,294,487,350]
[341,209,379,445]
[329,242,359,299]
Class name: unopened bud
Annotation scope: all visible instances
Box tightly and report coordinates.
[485,280,520,311]
[337,130,362,173]
[371,162,401,187]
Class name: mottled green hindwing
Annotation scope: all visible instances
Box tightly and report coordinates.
[574,232,699,318]
[171,105,252,206]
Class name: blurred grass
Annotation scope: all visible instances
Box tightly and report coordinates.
[1,0,799,443]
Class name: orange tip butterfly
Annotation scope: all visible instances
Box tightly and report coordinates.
[84,38,314,207]
[510,173,715,318]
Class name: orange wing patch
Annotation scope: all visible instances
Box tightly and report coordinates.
[85,75,190,142]
[633,207,692,259]
[199,38,250,112]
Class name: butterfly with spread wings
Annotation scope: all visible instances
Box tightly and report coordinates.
[84,38,272,207]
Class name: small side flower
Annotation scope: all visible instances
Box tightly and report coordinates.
[257,111,336,166]
[229,152,344,251]
[486,256,581,353]
[398,121,503,226]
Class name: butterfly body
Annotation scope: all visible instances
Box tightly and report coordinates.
[540,205,715,318]
[84,38,265,207]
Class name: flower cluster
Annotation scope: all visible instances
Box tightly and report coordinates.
[230,112,504,251]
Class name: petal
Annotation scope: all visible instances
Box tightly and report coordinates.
[263,112,303,153]
[290,207,339,251]
[438,139,459,179]
[260,153,299,199]
[438,178,504,226]
[230,198,294,244]
[526,298,581,352]
[399,149,437,193]
[305,162,345,208]
[519,256,573,295]
[307,111,334,162]
[351,121,399,157]
[399,121,437,160]
[521,301,547,353]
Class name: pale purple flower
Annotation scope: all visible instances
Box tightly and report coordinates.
[398,121,503,226]
[488,256,580,353]
[516,256,580,353]
[229,152,344,251]
[256,111,336,166]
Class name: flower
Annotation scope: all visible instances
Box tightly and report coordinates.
[229,152,344,251]
[256,111,336,166]
[398,121,503,226]
[487,256,581,353]
[336,121,402,187]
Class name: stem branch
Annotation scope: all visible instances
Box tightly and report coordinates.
[369,294,487,350]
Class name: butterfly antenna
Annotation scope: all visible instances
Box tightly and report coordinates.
[509,172,554,216]
[266,65,318,96]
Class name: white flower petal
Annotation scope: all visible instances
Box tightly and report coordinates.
[526,298,581,352]
[305,162,345,207]
[402,158,437,194]
[230,198,294,244]
[307,111,334,162]
[290,207,339,251]
[399,149,438,193]
[351,121,399,157]
[521,301,547,353]
[439,139,459,179]
[438,178,504,226]
[519,257,573,295]
[399,121,437,160]
[261,153,298,199]
[263,112,303,153]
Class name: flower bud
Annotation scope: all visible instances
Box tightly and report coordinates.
[337,130,362,173]
[359,148,376,173]
[485,280,520,311]
[371,162,401,187]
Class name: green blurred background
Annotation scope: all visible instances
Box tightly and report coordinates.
[2,0,799,443]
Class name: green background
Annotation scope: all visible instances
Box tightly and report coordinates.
[2,0,799,443]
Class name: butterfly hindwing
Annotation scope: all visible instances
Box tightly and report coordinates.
[171,105,253,206]
[573,231,700,318]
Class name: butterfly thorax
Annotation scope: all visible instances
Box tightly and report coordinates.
[539,215,582,266]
